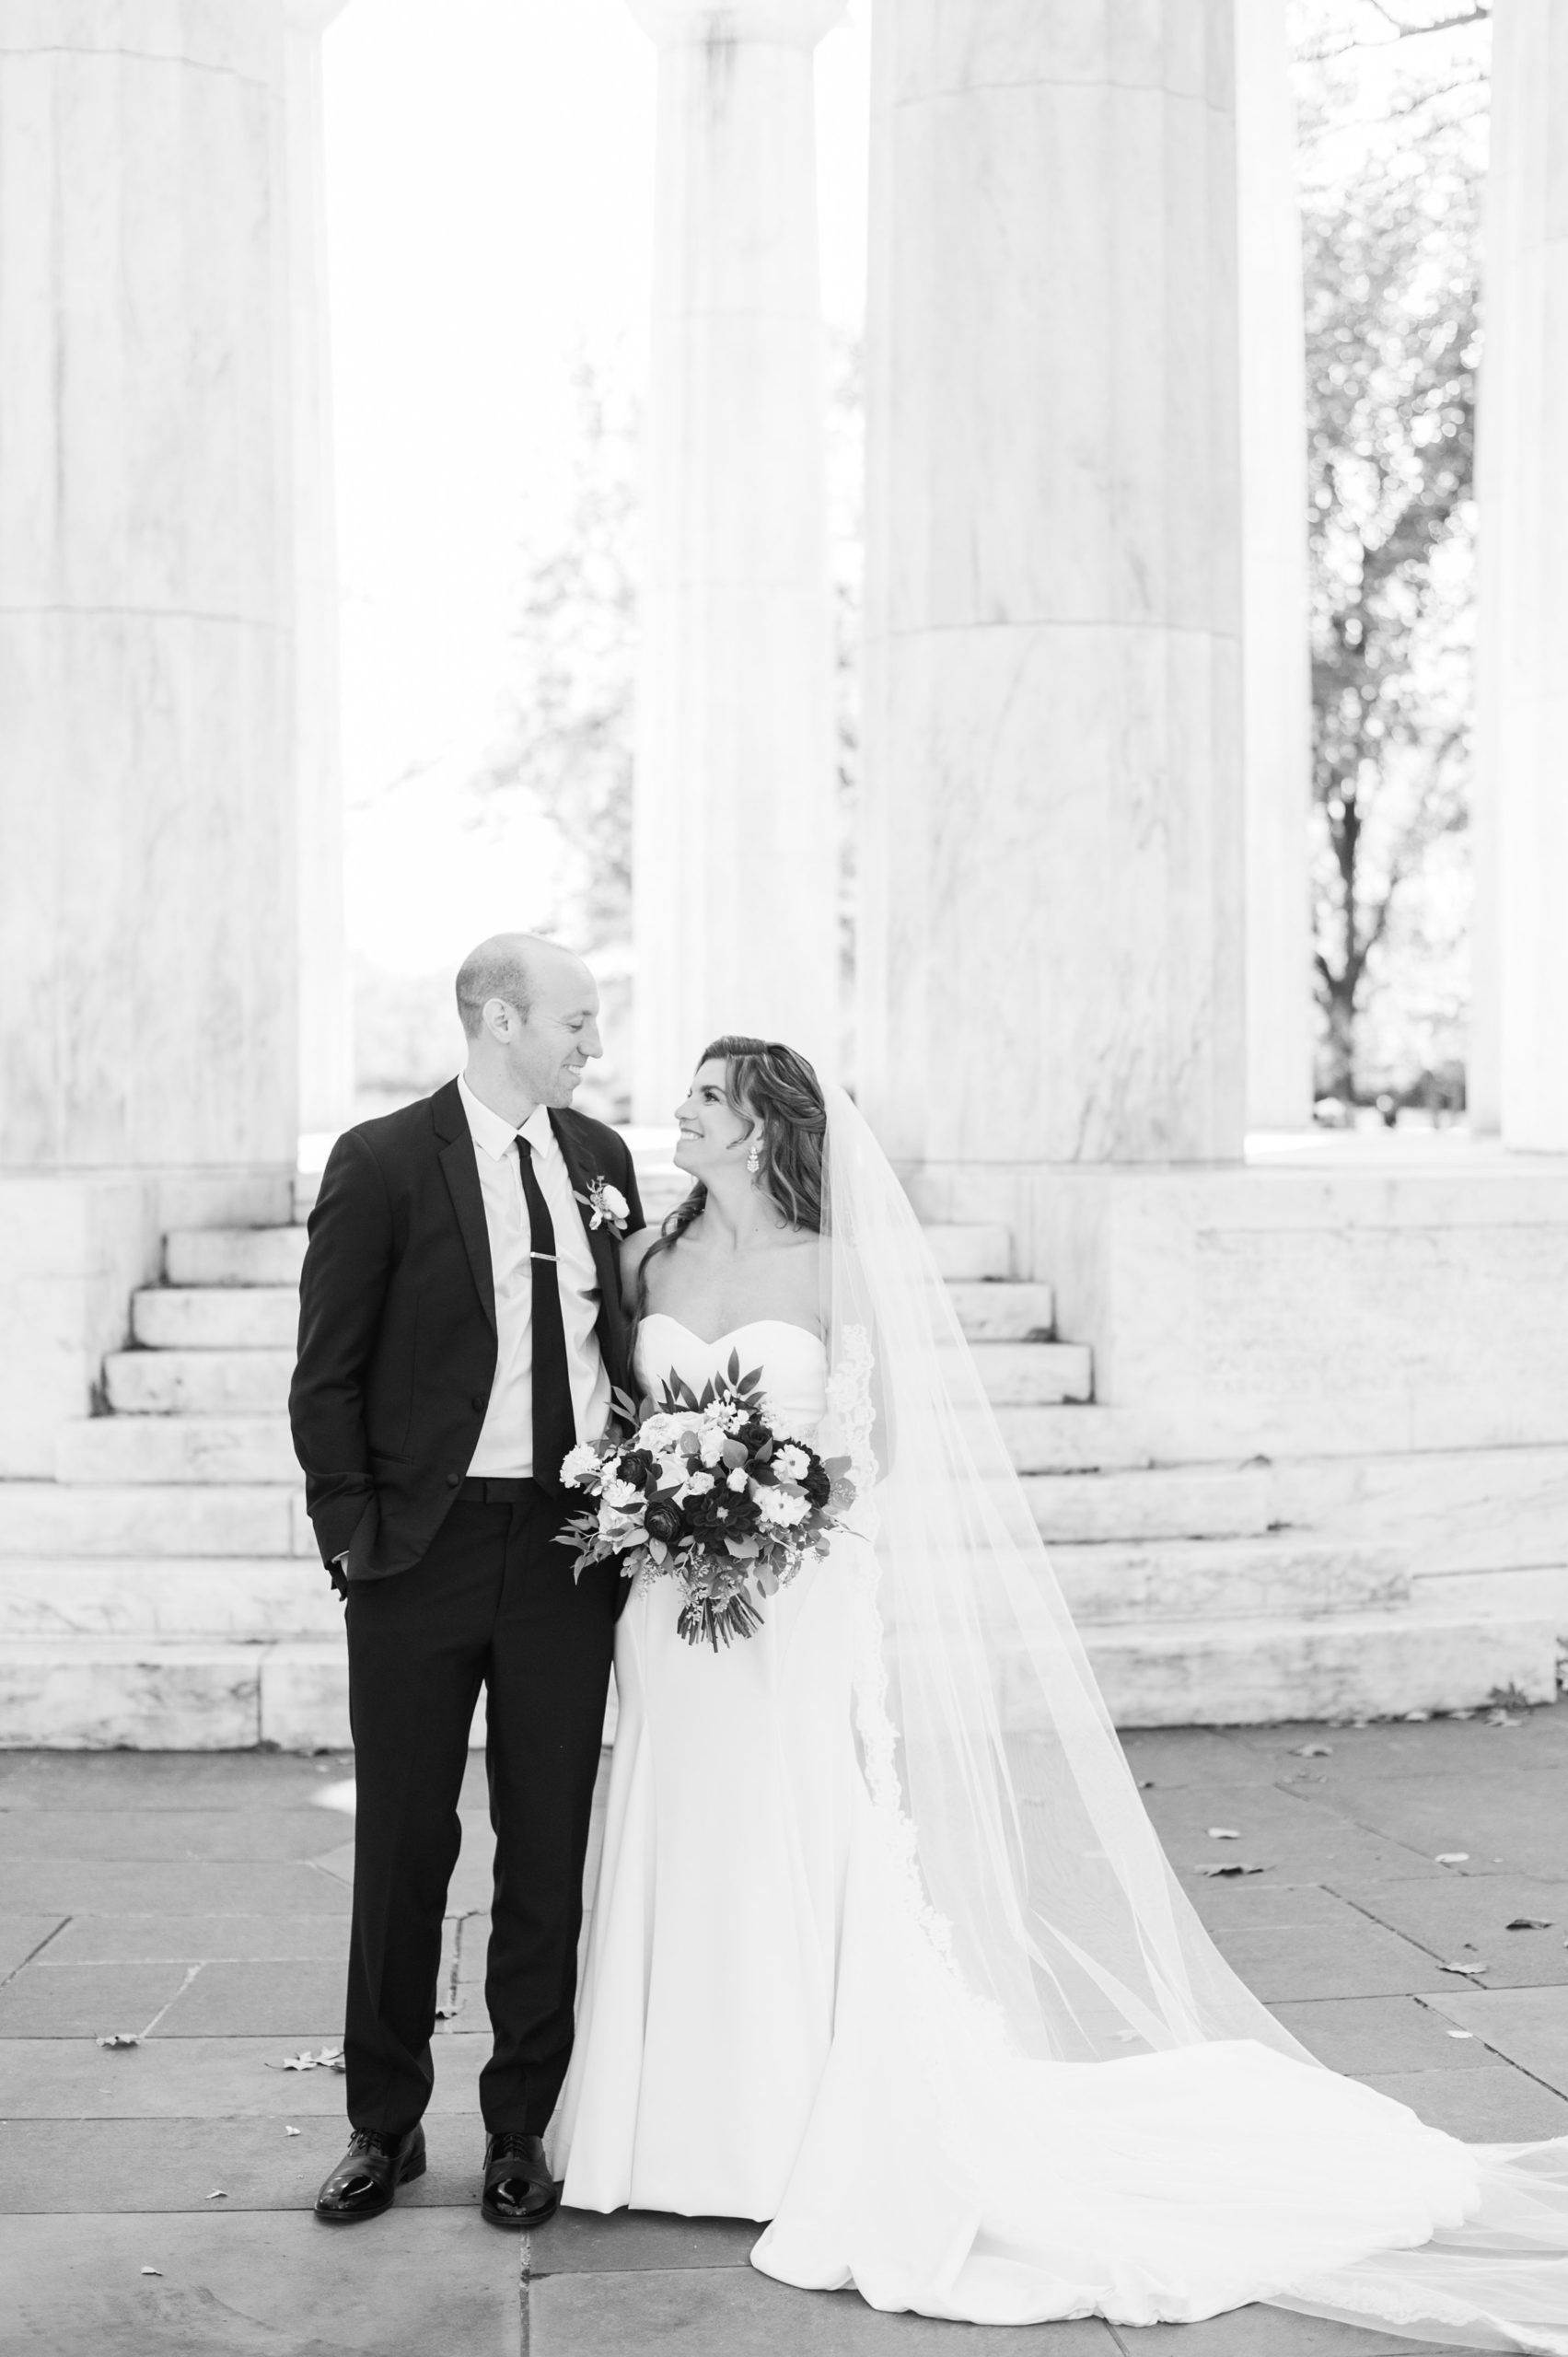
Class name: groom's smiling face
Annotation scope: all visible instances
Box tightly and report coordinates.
[511,958,603,1109]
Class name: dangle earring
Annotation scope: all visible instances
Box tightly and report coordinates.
[746,1141,762,1178]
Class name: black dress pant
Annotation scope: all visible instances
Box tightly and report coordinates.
[343,1485,616,2138]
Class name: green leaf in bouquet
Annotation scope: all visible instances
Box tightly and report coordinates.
[719,1436,749,1469]
[679,1431,701,1456]
[823,1455,853,1478]
[726,1347,741,1384]
[664,1371,701,1410]
[738,1364,763,1392]
[610,1385,642,1422]
[724,1537,760,1558]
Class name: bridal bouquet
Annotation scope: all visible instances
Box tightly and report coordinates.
[556,1353,856,1650]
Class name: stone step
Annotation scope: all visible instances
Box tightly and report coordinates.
[970,1341,1092,1405]
[56,1417,299,1486]
[1078,1597,1564,1731]
[946,1282,1055,1341]
[1049,1537,1409,1624]
[1023,1467,1270,1544]
[164,1225,308,1287]
[0,1482,302,1556]
[923,1224,1012,1282]
[133,1286,297,1350]
[1272,1446,1568,1578]
[990,1408,1152,1473]
[0,1558,341,1640]
[16,1577,1562,1750]
[105,1349,294,1415]
[0,1638,336,1751]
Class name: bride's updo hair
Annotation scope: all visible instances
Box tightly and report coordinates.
[635,1036,827,1313]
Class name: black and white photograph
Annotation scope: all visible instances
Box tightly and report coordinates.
[5,1,1568,2351]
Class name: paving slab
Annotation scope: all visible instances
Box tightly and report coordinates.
[1230,1711,1568,1778]
[1205,1917,1440,2003]
[2,2034,486,2117]
[1,2209,519,2357]
[46,1912,348,1964]
[1144,1788,1443,1887]
[0,1751,353,1809]
[1114,1729,1258,1788]
[1360,2064,1568,2139]
[0,1958,200,2038]
[528,2267,1119,2353]
[1117,2303,1441,2353]
[535,2206,761,2273]
[1309,1774,1568,1879]
[1329,1879,1568,1988]
[0,1807,351,1863]
[0,1911,65,1980]
[151,1959,346,2038]
[0,2116,490,2212]
[1270,1996,1504,2075]
[1423,1985,1568,2095]
[0,1860,353,1915]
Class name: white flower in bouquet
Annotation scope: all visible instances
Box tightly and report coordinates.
[726,1466,748,1492]
[772,1444,809,1481]
[603,1478,645,1512]
[681,1469,715,1497]
[560,1442,603,1488]
[697,1426,727,1468]
[756,1487,810,1529]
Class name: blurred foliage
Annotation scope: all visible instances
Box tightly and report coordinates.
[1293,0,1489,1100]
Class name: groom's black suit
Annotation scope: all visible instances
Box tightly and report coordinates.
[289,1078,643,2141]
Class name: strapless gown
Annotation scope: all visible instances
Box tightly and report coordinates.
[548,1317,1494,2332]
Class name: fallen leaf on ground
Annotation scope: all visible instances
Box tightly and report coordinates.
[205,2189,227,2200]
[1446,2030,1476,2040]
[271,2046,345,2073]
[1440,1961,1489,1978]
[1290,1743,1332,1758]
[285,2126,300,2137]
[1434,1853,1469,1865]
[140,2267,162,2277]
[1195,1863,1267,1878]
[96,2033,139,2049]
[1487,1712,1523,1729]
[1206,1828,1242,1840]
[1506,1917,1552,1931]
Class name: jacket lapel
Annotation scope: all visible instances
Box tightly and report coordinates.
[551,1112,627,1382]
[433,1079,496,1335]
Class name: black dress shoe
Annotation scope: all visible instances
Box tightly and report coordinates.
[482,2131,560,2229]
[313,2123,426,2223]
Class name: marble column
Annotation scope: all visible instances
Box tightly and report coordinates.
[0,1,301,1469]
[1236,0,1314,1132]
[286,2,353,1136]
[859,5,1247,1173]
[1472,0,1568,1151]
[627,0,844,1122]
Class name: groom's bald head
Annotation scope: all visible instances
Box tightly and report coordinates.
[456,933,583,1037]
[456,933,601,1116]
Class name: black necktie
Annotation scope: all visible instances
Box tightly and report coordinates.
[517,1136,575,1493]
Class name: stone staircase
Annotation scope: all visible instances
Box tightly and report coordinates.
[2,1197,1565,1747]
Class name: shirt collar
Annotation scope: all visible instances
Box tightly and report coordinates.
[458,1073,554,1166]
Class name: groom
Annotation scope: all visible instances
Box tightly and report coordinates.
[289,934,643,2229]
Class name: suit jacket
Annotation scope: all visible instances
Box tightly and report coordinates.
[288,1078,645,1583]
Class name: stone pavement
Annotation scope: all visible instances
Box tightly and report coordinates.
[4,1708,1567,2357]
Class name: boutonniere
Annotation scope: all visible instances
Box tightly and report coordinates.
[575,1175,631,1237]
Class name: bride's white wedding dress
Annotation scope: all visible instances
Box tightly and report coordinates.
[550,1310,1560,2340]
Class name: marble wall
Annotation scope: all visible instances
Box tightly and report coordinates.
[859,5,1248,1168]
[1236,0,1313,1132]
[1471,0,1568,1152]
[628,0,844,1120]
[0,1,316,1468]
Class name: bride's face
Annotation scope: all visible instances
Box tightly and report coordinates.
[673,1059,755,1179]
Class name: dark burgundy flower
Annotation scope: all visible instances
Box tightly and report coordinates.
[644,1499,683,1544]
[800,1458,831,1508]
[682,1488,761,1540]
[618,1448,657,1492]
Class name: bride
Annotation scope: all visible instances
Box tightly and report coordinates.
[550,1037,1568,2351]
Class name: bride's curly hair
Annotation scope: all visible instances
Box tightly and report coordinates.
[634,1036,827,1316]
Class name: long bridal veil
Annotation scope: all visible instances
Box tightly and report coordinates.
[818,1080,1568,2353]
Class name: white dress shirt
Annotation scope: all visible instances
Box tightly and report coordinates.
[459,1074,610,1478]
